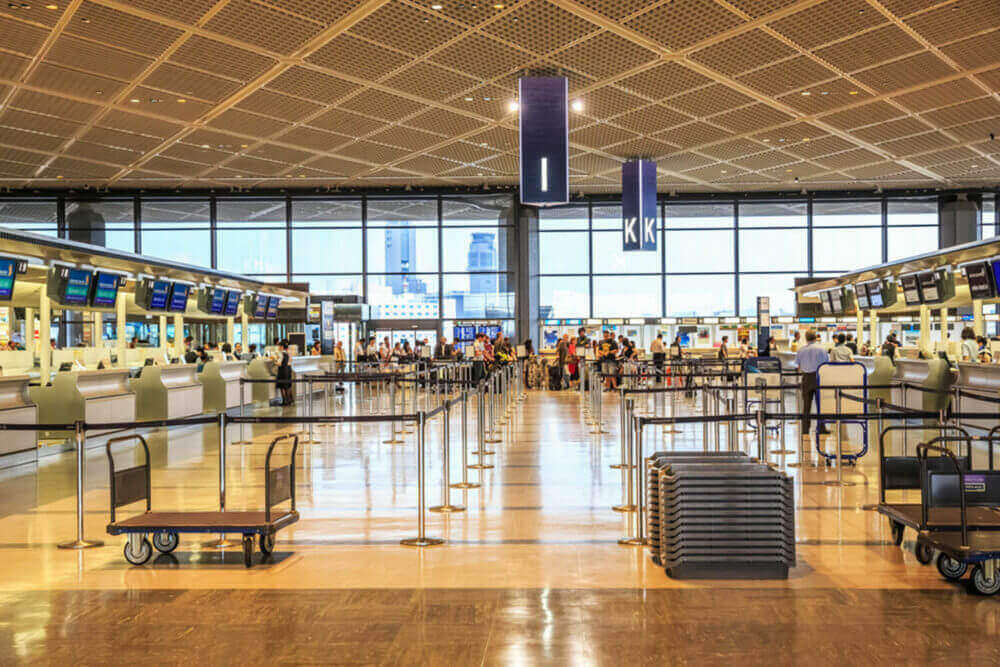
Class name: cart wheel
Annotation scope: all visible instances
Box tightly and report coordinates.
[259,533,275,556]
[242,535,254,568]
[124,537,152,565]
[152,531,179,554]
[890,521,904,546]
[970,565,1000,595]
[936,553,968,581]
[915,542,934,565]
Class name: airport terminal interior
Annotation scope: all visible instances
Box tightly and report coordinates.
[1,0,1000,663]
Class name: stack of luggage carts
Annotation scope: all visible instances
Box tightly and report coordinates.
[646,451,796,579]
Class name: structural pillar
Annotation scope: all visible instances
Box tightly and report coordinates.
[226,317,235,347]
[24,306,34,354]
[939,307,949,352]
[240,307,249,349]
[869,312,879,352]
[919,305,931,354]
[855,309,863,346]
[92,312,102,348]
[173,314,185,358]
[973,300,984,337]
[39,294,51,381]
[159,314,168,356]
[116,294,127,366]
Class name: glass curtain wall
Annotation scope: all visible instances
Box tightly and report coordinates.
[538,194,950,318]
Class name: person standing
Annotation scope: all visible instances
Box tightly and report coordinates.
[598,330,619,391]
[829,333,853,362]
[845,334,859,356]
[795,330,830,438]
[960,327,978,362]
[717,335,730,360]
[276,342,294,406]
[650,332,666,382]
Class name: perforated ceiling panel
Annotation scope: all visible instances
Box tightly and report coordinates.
[0,0,995,191]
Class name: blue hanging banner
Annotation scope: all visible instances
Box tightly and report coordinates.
[622,159,657,251]
[518,77,569,206]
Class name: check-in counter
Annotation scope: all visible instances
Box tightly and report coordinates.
[199,360,248,413]
[122,347,167,369]
[29,368,136,439]
[893,358,954,416]
[954,363,1000,436]
[290,356,329,398]
[0,350,35,377]
[0,375,38,464]
[130,364,203,421]
[246,357,276,404]
[774,351,796,369]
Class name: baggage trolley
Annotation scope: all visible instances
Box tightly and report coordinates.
[914,442,1000,594]
[106,433,300,568]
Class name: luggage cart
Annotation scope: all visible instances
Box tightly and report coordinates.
[914,442,1000,594]
[815,361,869,465]
[875,426,1000,563]
[106,433,300,568]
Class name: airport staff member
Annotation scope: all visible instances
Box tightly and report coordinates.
[795,330,830,439]
[650,333,666,379]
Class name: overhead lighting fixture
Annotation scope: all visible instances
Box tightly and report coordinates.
[507,100,519,112]
[571,100,583,112]
[463,96,473,101]
[493,2,504,7]
[56,175,63,179]
[762,138,770,143]
[201,144,210,148]
[848,90,859,95]
[129,98,140,103]
[801,91,811,96]
[820,91,829,95]
[430,3,442,8]
[240,143,248,148]
[176,98,186,103]
[80,16,89,22]
[46,3,58,7]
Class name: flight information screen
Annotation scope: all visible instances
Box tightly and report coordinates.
[91,272,120,308]
[901,275,922,305]
[224,290,241,316]
[965,261,997,299]
[149,280,170,310]
[64,269,92,305]
[210,288,226,314]
[168,283,189,312]
[854,283,870,310]
[868,281,884,308]
[918,272,940,303]
[0,259,16,301]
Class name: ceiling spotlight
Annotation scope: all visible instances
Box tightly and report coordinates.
[820,91,829,95]
[493,2,504,7]
[80,16,89,22]
[95,89,103,95]
[129,98,140,103]
[431,3,442,8]
[46,3,57,8]
[463,96,473,101]
[720,169,727,174]
[801,91,811,96]
[571,100,583,112]
[762,138,770,143]
[201,144,210,148]
[240,143,249,148]
[848,90,859,95]
[508,100,519,112]
[177,98,187,103]
[56,175,63,179]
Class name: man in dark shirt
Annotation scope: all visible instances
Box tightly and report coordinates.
[182,336,198,364]
[575,327,589,348]
[598,331,619,391]
[845,334,859,355]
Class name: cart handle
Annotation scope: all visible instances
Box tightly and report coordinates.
[265,433,300,523]
[105,434,152,523]
[917,440,968,549]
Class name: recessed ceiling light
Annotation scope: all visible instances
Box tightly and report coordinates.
[201,144,210,148]
[507,100,519,111]
[848,90,859,95]
[149,98,161,103]
[46,2,57,8]
[801,91,811,96]
[571,100,583,112]
[786,169,793,173]
[720,169,727,174]
[80,16,89,22]
[493,2,504,7]
[820,91,829,95]
[802,137,810,142]
[463,96,473,101]
[431,3,442,8]
[778,138,785,142]
[483,96,491,101]
[177,98,186,103]
[971,164,978,168]
[95,89,103,95]
[56,175,63,179]
[129,98,140,103]
[240,143,249,148]
[762,138,770,143]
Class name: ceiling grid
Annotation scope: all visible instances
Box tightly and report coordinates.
[0,0,995,192]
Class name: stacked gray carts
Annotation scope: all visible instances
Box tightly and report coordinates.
[646,452,796,579]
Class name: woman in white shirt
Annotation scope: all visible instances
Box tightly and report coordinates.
[960,327,978,362]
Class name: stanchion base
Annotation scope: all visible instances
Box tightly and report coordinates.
[618,537,643,546]
[429,504,466,513]
[450,481,480,489]
[770,449,796,455]
[663,428,682,433]
[610,463,627,469]
[784,462,805,468]
[590,428,608,434]
[382,438,405,444]
[400,537,445,547]
[860,503,877,510]
[472,449,495,456]
[468,463,494,470]
[201,537,240,549]
[57,539,104,550]
[298,439,320,445]
[612,504,636,513]
[484,437,502,444]
[823,480,857,487]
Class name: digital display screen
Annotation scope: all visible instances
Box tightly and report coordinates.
[918,272,940,303]
[828,289,843,313]
[168,283,189,312]
[901,274,922,305]
[224,290,241,316]
[63,268,92,305]
[148,280,170,310]
[255,294,268,318]
[266,295,280,319]
[0,259,16,301]
[869,281,884,308]
[91,272,120,308]
[210,288,227,314]
[819,291,832,314]
[854,283,870,310]
[476,325,501,339]
[966,261,999,299]
[453,325,476,342]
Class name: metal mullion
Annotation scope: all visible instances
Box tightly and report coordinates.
[588,200,594,319]
[285,196,292,281]
[881,197,888,263]
[57,196,66,239]
[209,196,217,269]
[661,201,667,318]
[361,196,368,304]
[437,195,443,332]
[733,201,740,317]
[806,194,813,277]
[133,196,141,255]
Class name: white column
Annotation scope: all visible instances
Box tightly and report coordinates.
[24,307,34,354]
[159,314,168,355]
[39,294,51,381]
[116,294,127,366]
[919,305,931,354]
[240,307,249,348]
[869,312,879,352]
[973,300,984,337]
[173,314,185,358]
[226,317,235,347]
[855,309,864,347]
[92,311,102,348]
[939,307,949,351]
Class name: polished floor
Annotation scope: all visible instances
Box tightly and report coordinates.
[1,385,998,665]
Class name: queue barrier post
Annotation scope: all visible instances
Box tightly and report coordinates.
[618,411,641,546]
[613,399,637,515]
[57,420,104,550]
[469,383,494,469]
[430,400,465,513]
[383,379,404,445]
[401,412,444,547]
[233,379,251,445]
[452,388,479,489]
[203,412,239,548]
[825,390,856,488]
